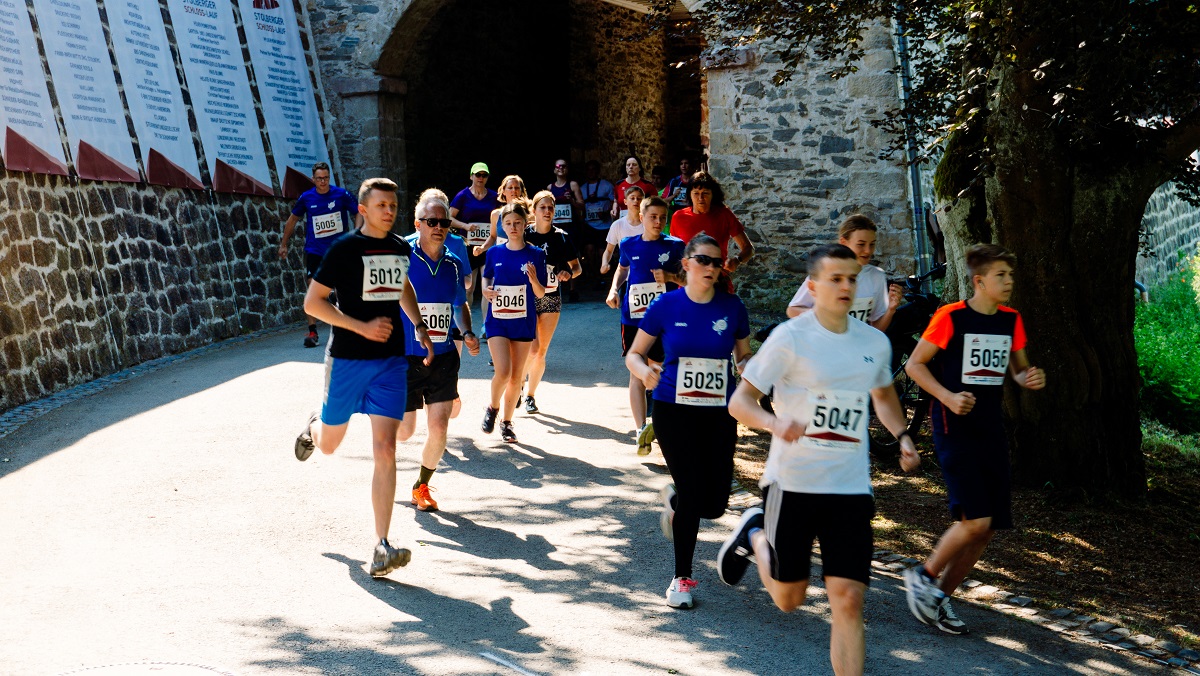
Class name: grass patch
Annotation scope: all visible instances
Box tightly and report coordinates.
[1135,250,1200,433]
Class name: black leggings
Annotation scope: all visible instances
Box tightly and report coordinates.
[653,399,738,578]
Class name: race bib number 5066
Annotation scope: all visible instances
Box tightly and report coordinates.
[362,255,406,301]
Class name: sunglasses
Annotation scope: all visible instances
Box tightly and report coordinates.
[474,172,489,178]
[420,218,452,229]
[555,164,567,169]
[687,254,723,268]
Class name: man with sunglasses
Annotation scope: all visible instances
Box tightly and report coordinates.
[396,193,481,512]
[279,162,363,348]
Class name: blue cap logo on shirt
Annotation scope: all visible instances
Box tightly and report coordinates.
[713,317,728,335]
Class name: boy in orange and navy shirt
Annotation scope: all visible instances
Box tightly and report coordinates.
[901,244,1046,635]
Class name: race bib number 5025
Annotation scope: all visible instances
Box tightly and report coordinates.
[362,255,407,301]
[676,357,728,406]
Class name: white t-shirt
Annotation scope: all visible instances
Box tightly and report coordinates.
[787,264,889,323]
[606,215,644,246]
[742,312,892,495]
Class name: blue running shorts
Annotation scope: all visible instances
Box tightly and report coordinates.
[321,356,408,425]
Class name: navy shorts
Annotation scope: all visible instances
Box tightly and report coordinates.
[321,356,408,425]
[761,487,875,585]
[305,253,324,278]
[621,323,664,363]
[931,407,1014,529]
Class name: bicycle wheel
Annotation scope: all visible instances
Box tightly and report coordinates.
[868,354,926,457]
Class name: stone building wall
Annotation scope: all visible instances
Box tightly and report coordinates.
[1137,182,1200,286]
[0,173,301,413]
[703,24,917,312]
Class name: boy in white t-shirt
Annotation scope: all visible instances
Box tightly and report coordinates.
[786,215,902,330]
[719,244,920,676]
[599,185,647,274]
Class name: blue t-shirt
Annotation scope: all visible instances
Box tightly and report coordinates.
[580,179,615,230]
[663,175,692,208]
[291,186,358,256]
[483,244,548,341]
[450,187,501,226]
[618,234,685,325]
[637,289,751,405]
[405,232,469,305]
[402,244,467,357]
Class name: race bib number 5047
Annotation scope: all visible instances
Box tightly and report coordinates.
[961,333,1011,385]
[362,255,406,301]
[801,390,868,452]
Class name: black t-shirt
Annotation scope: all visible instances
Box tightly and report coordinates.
[525,225,579,287]
[313,230,412,360]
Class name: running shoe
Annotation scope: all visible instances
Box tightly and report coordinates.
[665,576,697,609]
[524,395,539,414]
[659,483,676,541]
[637,421,655,456]
[903,565,945,627]
[933,596,969,635]
[411,484,438,512]
[481,406,498,433]
[369,539,411,577]
[717,507,763,586]
[303,329,319,348]
[294,410,319,461]
[500,420,517,443]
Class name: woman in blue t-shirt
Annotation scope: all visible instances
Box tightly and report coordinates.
[625,233,753,610]
[481,202,548,444]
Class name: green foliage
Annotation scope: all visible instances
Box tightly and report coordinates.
[1135,253,1200,433]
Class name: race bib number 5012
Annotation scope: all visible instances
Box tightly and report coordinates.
[362,255,406,301]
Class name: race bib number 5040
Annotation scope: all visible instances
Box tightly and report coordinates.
[362,255,407,301]
[801,390,868,452]
[961,333,1011,385]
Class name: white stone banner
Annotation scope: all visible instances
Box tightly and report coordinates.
[239,0,328,198]
[107,0,204,189]
[31,0,140,182]
[0,1,65,175]
[167,0,273,195]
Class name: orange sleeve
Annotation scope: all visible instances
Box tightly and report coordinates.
[921,302,961,350]
[1011,310,1027,352]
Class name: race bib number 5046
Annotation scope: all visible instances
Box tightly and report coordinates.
[961,333,1011,385]
[492,285,527,319]
[362,255,406,301]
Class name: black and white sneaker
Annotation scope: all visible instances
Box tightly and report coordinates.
[524,395,539,414]
[481,406,498,434]
[903,565,945,627]
[717,507,763,586]
[500,420,517,443]
[369,539,411,577]
[294,410,319,461]
[933,596,969,635]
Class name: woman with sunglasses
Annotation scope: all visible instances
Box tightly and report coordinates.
[481,202,547,443]
[611,155,657,220]
[521,191,582,414]
[625,233,753,610]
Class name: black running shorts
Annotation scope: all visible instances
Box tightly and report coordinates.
[621,323,664,363]
[761,487,875,585]
[404,350,460,412]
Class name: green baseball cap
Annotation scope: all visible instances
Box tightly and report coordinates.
[470,162,489,175]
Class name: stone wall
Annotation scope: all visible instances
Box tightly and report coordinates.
[1137,182,1200,285]
[0,173,301,413]
[703,24,917,313]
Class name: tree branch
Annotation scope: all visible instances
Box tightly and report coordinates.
[1157,105,1200,165]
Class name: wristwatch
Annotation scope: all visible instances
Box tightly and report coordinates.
[463,330,476,338]
[414,321,429,332]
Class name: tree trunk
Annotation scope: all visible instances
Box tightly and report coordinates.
[985,68,1154,498]
[936,192,990,302]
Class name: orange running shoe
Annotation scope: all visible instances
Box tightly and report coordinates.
[411,484,439,512]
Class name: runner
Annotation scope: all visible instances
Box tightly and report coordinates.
[396,192,480,512]
[786,214,903,330]
[660,156,693,230]
[579,160,615,281]
[547,160,584,301]
[715,243,920,676]
[481,202,548,443]
[292,177,435,578]
[611,155,657,220]
[901,244,1046,636]
[449,163,502,314]
[473,174,532,258]
[599,185,647,275]
[606,195,684,454]
[625,233,752,609]
[669,171,754,282]
[522,191,582,414]
[278,162,362,347]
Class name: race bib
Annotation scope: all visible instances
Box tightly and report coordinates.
[361,255,406,301]
[676,357,728,406]
[312,212,342,238]
[849,297,874,323]
[619,209,629,221]
[492,284,527,319]
[553,203,572,224]
[585,201,608,222]
[628,281,665,319]
[545,264,559,293]
[961,333,1011,385]
[419,302,452,343]
[801,390,868,452]
[671,186,688,206]
[467,222,490,247]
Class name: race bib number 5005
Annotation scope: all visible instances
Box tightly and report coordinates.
[961,333,1011,385]
[312,212,342,238]
[362,255,406,301]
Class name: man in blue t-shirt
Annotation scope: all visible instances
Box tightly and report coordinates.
[397,192,481,512]
[279,162,363,347]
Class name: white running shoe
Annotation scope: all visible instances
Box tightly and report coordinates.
[934,596,969,635]
[665,576,697,608]
[903,566,945,626]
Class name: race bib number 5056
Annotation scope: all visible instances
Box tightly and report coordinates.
[362,255,407,301]
[961,333,1011,385]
